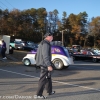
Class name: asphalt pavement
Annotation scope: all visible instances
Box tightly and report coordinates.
[0,60,100,100]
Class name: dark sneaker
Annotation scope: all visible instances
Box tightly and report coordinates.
[34,95,47,99]
[48,91,55,95]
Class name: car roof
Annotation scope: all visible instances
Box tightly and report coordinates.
[30,45,70,56]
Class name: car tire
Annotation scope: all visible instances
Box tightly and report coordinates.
[92,58,97,63]
[9,45,13,54]
[24,58,31,66]
[9,50,13,54]
[52,58,64,70]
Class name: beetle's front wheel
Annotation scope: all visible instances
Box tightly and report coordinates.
[24,58,31,66]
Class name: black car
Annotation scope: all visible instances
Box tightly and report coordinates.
[9,45,13,54]
[23,43,38,51]
[71,51,100,62]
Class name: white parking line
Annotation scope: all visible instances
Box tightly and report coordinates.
[0,68,39,79]
[0,68,100,92]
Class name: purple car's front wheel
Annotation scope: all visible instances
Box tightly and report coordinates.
[24,58,31,66]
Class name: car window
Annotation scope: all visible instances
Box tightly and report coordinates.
[63,47,70,57]
[91,51,98,55]
[10,40,14,43]
[15,41,22,43]
[87,51,91,55]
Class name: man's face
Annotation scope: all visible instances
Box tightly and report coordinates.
[49,35,53,42]
[45,35,53,42]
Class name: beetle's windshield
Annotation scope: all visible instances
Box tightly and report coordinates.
[63,47,70,57]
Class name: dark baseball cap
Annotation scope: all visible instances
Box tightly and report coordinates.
[43,32,53,38]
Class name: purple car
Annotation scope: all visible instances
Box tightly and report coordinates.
[22,45,74,70]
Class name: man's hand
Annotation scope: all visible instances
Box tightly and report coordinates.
[48,66,53,71]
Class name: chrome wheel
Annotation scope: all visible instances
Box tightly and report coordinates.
[53,59,63,70]
[24,59,31,66]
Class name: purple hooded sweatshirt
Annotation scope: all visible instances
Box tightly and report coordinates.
[1,41,6,49]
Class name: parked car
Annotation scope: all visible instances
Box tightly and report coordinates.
[22,45,74,70]
[10,40,26,50]
[71,50,100,62]
[23,42,38,51]
[97,51,100,55]
[10,40,15,49]
[93,48,100,55]
[9,45,13,54]
[14,41,24,50]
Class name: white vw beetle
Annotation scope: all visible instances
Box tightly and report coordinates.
[22,45,74,70]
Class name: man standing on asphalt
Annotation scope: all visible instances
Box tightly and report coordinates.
[1,39,7,59]
[34,32,55,99]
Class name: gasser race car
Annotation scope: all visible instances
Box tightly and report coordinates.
[22,45,74,70]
